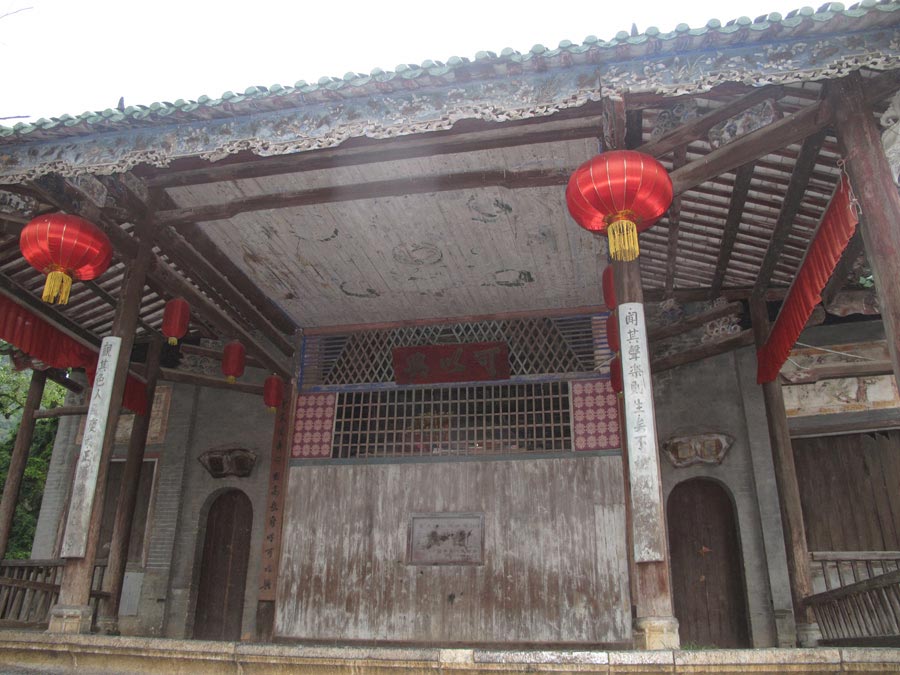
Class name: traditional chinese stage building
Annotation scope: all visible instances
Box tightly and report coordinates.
[0,3,900,672]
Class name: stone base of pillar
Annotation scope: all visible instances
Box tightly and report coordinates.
[94,615,120,635]
[633,616,680,650]
[796,621,822,647]
[47,604,93,634]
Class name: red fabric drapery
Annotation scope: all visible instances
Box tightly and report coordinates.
[756,176,859,383]
[0,295,148,414]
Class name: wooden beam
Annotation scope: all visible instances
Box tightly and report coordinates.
[822,229,864,307]
[752,130,827,298]
[601,96,626,152]
[648,301,744,342]
[637,85,784,159]
[83,280,158,337]
[154,168,572,227]
[643,286,787,303]
[157,367,265,395]
[651,329,753,372]
[45,369,83,394]
[145,115,607,188]
[780,359,893,385]
[832,71,900,395]
[33,405,89,419]
[179,343,264,369]
[709,163,756,299]
[749,296,816,628]
[625,109,643,150]
[664,147,686,296]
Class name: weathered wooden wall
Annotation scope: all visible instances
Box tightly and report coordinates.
[275,455,630,645]
[794,430,900,551]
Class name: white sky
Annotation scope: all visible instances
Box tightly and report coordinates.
[1,0,793,123]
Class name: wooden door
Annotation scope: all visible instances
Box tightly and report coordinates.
[193,490,253,641]
[667,479,750,648]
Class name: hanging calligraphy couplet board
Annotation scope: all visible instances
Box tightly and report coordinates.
[392,342,510,385]
[62,335,122,558]
[617,303,666,563]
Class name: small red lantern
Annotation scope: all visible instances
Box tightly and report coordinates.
[162,298,190,346]
[263,375,285,413]
[20,214,113,304]
[606,313,619,353]
[221,341,245,383]
[610,356,623,395]
[566,150,673,262]
[602,266,616,310]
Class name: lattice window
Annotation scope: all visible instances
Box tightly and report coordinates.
[331,381,572,459]
[302,314,609,388]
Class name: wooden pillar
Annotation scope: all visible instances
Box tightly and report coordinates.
[95,337,163,633]
[48,237,154,634]
[0,370,47,559]
[830,72,900,394]
[749,297,817,645]
[613,259,679,650]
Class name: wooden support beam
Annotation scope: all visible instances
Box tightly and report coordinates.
[710,163,756,298]
[831,71,900,396]
[33,405,89,419]
[752,130,827,298]
[179,343,264,369]
[625,109,643,150]
[97,338,162,631]
[648,301,744,342]
[644,286,788,303]
[0,370,46,559]
[822,229,864,307]
[651,329,754,372]
[637,85,784,159]
[83,280,158,337]
[45,369,83,395]
[664,147,686,296]
[143,114,607,188]
[157,367,265,396]
[780,359,893,385]
[749,296,816,632]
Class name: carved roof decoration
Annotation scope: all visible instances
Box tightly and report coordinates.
[1,2,899,182]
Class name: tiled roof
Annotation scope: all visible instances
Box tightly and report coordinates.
[2,0,898,142]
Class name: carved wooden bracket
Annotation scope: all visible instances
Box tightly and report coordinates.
[198,447,257,478]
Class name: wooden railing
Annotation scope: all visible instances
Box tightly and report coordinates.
[806,568,900,643]
[0,559,109,629]
[810,551,900,592]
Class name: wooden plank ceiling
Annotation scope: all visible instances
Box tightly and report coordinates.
[0,74,895,361]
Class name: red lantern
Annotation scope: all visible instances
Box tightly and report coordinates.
[602,266,616,310]
[610,356,623,395]
[20,214,113,304]
[264,375,285,413]
[222,341,245,383]
[162,298,190,346]
[606,312,619,353]
[566,150,673,262]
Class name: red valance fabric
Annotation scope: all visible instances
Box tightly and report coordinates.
[0,295,148,414]
[757,176,859,383]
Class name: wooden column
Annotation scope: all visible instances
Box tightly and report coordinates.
[49,236,154,634]
[749,297,817,643]
[95,337,163,633]
[830,72,900,394]
[0,370,46,559]
[613,259,678,650]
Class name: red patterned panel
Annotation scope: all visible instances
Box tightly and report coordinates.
[291,393,336,458]
[571,379,621,452]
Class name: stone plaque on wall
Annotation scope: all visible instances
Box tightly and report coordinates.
[407,513,484,565]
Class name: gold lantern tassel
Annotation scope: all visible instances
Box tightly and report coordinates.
[607,217,640,262]
[42,269,73,304]
[168,337,179,346]
[227,375,236,384]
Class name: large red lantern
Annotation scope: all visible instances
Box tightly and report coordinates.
[602,265,616,310]
[221,341,245,383]
[263,375,285,413]
[606,313,620,353]
[610,356,623,395]
[566,150,673,262]
[162,298,190,346]
[20,214,113,304]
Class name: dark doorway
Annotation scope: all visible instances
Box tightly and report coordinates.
[193,489,253,641]
[667,478,750,648]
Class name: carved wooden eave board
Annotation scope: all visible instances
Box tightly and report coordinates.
[0,3,897,347]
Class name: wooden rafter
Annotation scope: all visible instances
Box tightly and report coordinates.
[709,162,756,298]
[822,228,864,307]
[752,130,828,298]
[664,146,686,296]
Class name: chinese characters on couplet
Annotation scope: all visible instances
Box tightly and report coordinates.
[392,342,511,385]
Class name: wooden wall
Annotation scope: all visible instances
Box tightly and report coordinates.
[794,430,900,551]
[275,455,630,645]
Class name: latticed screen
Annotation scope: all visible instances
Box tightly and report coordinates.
[331,381,571,459]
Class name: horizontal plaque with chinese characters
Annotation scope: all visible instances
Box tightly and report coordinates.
[407,513,485,565]
[392,342,510,385]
